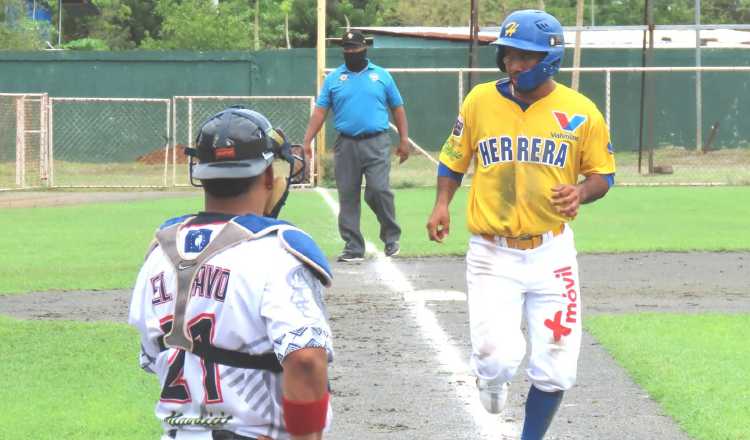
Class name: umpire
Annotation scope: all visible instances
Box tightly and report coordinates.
[303,30,410,262]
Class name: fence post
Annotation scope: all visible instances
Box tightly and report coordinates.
[15,96,25,187]
[605,70,611,127]
[458,69,464,112]
[40,94,50,186]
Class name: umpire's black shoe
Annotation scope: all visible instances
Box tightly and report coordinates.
[385,242,400,257]
[337,252,364,262]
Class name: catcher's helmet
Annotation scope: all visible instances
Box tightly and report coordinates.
[188,107,280,181]
[491,10,565,91]
[185,106,306,216]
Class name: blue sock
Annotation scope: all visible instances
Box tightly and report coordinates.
[521,385,564,440]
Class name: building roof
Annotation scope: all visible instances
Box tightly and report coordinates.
[351,26,750,49]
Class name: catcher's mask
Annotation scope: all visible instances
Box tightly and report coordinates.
[491,9,565,92]
[185,106,306,218]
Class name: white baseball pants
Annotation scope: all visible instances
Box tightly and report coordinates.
[466,225,582,393]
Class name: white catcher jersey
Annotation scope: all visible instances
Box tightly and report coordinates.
[129,213,334,440]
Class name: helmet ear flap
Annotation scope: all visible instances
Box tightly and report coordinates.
[495,46,507,73]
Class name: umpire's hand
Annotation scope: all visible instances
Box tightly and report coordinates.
[396,139,410,164]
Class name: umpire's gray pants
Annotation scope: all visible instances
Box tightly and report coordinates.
[333,132,401,255]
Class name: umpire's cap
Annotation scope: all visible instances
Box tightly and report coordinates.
[189,107,284,180]
[341,30,366,48]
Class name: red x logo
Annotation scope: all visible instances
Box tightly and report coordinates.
[545,311,572,342]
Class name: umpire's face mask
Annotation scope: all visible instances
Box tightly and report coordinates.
[344,48,368,72]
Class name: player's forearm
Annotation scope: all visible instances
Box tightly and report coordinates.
[303,107,328,145]
[391,106,409,141]
[283,348,329,439]
[577,174,610,204]
[282,348,328,400]
[435,175,461,207]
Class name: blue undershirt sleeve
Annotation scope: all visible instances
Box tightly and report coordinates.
[603,173,615,187]
[438,162,464,183]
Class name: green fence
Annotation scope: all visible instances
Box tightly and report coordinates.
[1,48,749,185]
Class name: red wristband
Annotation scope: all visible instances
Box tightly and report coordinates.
[282,392,330,436]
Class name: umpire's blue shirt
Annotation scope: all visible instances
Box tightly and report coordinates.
[316,61,404,137]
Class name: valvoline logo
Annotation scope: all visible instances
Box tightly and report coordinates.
[553,111,587,132]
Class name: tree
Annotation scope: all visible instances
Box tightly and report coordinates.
[377,0,528,27]
[0,0,48,50]
[141,0,255,50]
[85,0,134,49]
[282,0,391,47]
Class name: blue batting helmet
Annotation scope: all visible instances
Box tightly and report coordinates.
[491,10,565,91]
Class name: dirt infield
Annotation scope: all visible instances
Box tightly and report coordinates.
[1,252,747,440]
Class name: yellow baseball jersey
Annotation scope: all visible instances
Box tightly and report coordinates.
[439,80,615,237]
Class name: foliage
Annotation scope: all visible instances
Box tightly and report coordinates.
[378,0,530,27]
[376,0,750,27]
[261,0,392,49]
[0,0,48,50]
[140,0,255,50]
[62,37,110,50]
[4,0,750,51]
[136,0,392,50]
[85,0,135,49]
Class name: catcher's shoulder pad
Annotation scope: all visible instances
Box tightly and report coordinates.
[159,214,193,230]
[145,215,193,260]
[233,215,332,287]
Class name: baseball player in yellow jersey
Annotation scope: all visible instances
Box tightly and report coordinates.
[426,10,615,440]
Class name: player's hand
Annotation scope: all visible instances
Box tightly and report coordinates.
[395,140,410,164]
[551,184,582,218]
[426,204,450,243]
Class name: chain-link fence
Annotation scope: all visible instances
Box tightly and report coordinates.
[382,66,750,186]
[48,98,171,187]
[0,93,48,190]
[6,72,746,191]
[172,96,315,187]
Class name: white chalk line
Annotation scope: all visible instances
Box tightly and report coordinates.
[315,187,520,439]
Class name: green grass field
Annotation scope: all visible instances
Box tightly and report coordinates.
[0,316,160,439]
[1,186,748,440]
[587,314,750,440]
[0,186,748,294]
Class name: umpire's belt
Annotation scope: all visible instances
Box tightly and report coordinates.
[481,224,565,251]
[340,130,386,140]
